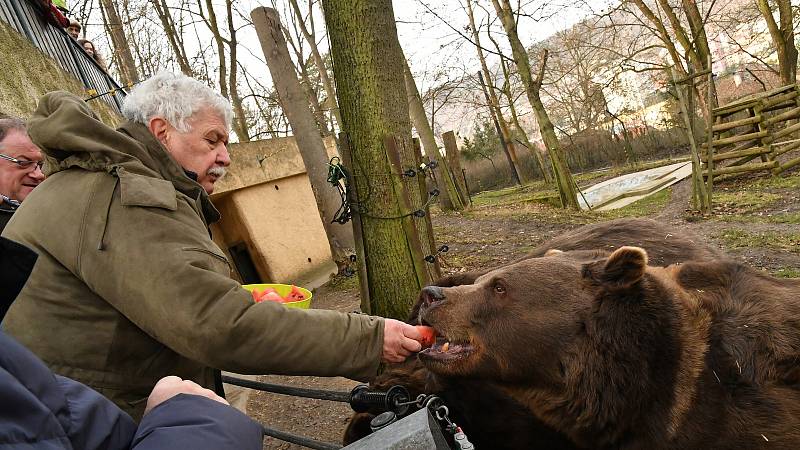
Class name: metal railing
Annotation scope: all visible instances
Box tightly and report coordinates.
[0,0,126,113]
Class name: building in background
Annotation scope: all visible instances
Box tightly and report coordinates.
[210,136,339,290]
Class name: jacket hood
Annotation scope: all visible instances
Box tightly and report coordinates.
[28,91,219,222]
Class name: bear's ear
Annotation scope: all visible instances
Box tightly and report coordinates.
[600,246,648,288]
[544,249,563,256]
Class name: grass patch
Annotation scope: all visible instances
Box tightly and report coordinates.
[713,190,782,212]
[599,188,672,219]
[743,173,800,190]
[470,182,556,208]
[773,267,800,278]
[464,183,672,225]
[326,273,359,291]
[574,169,613,184]
[444,252,493,269]
[717,229,800,253]
[464,203,594,224]
[714,211,800,225]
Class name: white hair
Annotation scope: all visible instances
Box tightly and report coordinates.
[121,72,233,133]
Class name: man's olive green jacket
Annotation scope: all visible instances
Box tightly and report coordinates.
[1,92,384,420]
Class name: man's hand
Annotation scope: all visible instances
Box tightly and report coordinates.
[382,319,423,363]
[144,376,229,416]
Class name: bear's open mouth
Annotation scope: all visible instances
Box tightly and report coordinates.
[419,335,474,362]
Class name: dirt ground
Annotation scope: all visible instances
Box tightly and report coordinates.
[248,165,799,449]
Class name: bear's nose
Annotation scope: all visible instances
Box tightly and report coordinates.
[421,286,445,305]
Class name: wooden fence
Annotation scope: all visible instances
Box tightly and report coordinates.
[702,84,800,178]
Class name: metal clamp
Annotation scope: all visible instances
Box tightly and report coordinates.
[349,385,411,416]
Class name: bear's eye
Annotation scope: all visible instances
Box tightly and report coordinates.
[493,284,506,294]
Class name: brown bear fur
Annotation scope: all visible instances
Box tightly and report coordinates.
[344,219,728,448]
[415,248,800,449]
[430,217,722,289]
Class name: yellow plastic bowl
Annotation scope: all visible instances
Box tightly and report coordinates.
[242,283,313,309]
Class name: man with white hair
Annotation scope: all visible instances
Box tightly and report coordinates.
[2,72,423,420]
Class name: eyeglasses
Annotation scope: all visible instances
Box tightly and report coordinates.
[0,153,44,171]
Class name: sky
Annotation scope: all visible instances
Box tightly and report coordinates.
[154,0,607,95]
[392,0,607,91]
[78,0,611,138]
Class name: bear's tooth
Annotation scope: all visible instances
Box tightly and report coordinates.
[442,342,450,352]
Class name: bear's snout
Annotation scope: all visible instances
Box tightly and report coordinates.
[421,286,446,306]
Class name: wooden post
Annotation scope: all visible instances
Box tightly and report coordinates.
[441,131,468,206]
[670,67,707,211]
[403,57,464,211]
[413,138,442,280]
[252,7,355,257]
[338,133,371,314]
[687,67,699,210]
[705,71,715,212]
[385,136,434,287]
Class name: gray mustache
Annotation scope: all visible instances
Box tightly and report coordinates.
[207,167,226,178]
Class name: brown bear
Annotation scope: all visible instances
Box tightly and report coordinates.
[431,217,723,288]
[344,218,726,448]
[416,247,800,448]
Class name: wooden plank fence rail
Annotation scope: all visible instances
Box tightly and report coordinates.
[701,146,770,163]
[712,115,762,132]
[702,160,778,177]
[699,82,800,202]
[764,106,800,126]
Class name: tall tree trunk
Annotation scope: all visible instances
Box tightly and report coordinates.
[487,30,553,183]
[203,0,229,100]
[321,0,435,318]
[288,0,343,130]
[477,71,521,186]
[639,0,717,115]
[252,7,354,260]
[99,0,139,85]
[681,0,718,110]
[282,25,332,135]
[224,0,250,142]
[403,57,465,211]
[202,0,250,141]
[442,131,469,204]
[298,61,333,135]
[120,0,147,76]
[630,0,688,78]
[151,0,193,76]
[757,0,797,85]
[490,0,579,208]
[466,0,525,183]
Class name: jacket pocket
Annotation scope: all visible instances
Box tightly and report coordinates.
[182,246,232,272]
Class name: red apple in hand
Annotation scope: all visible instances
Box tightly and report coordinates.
[415,326,437,348]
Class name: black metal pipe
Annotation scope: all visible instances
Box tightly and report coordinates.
[221,375,351,403]
[261,425,342,450]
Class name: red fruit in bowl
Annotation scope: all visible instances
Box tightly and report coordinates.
[285,285,307,302]
[262,291,284,303]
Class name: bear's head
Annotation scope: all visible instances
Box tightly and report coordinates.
[417,246,707,445]
[418,245,686,388]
